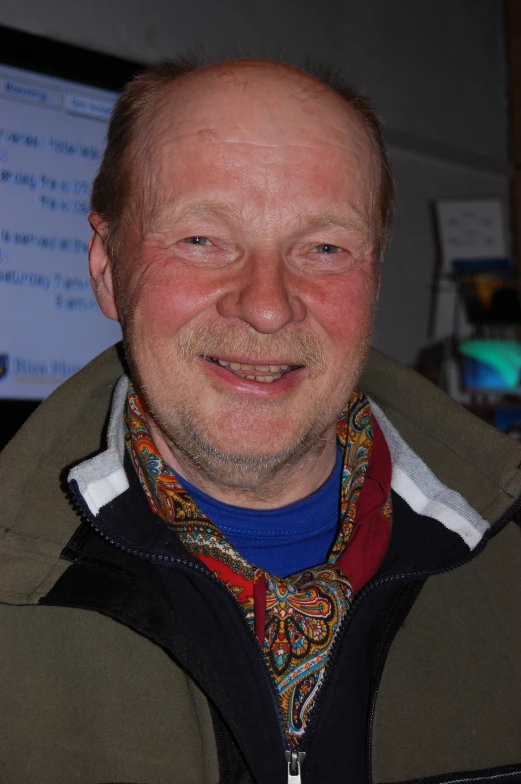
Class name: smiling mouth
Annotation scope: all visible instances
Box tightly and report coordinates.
[205,356,302,383]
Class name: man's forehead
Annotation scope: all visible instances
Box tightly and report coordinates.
[138,60,373,160]
[126,60,378,243]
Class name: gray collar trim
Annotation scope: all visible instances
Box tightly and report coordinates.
[370,399,489,550]
[68,375,129,516]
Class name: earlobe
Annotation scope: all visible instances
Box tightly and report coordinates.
[88,212,120,322]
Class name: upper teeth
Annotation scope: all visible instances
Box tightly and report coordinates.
[217,360,289,373]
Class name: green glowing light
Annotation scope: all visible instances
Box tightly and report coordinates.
[459,340,521,388]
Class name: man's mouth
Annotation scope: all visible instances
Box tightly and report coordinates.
[205,356,302,384]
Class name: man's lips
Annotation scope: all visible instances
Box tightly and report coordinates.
[203,356,302,384]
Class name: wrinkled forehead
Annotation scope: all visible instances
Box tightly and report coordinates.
[131,62,378,222]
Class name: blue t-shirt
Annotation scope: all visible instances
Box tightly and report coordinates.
[176,446,343,578]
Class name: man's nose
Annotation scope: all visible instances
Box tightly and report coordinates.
[216,251,307,333]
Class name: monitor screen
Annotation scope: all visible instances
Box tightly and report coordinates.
[0,26,142,403]
[0,61,123,401]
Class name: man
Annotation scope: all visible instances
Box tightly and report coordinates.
[1,57,521,784]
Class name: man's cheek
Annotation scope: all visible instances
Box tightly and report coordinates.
[135,269,216,333]
[322,293,375,346]
[127,282,185,337]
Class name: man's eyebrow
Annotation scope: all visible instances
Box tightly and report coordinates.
[300,211,371,237]
[150,202,371,241]
[151,200,244,228]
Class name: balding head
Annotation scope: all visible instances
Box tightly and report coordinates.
[91,56,393,262]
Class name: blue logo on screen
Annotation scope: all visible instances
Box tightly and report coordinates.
[0,354,9,379]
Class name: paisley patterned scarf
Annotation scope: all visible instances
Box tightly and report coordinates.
[124,382,392,746]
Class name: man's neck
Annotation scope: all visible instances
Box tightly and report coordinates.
[144,413,338,510]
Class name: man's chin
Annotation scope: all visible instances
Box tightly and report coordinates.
[171,428,327,495]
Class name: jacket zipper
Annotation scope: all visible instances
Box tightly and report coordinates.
[285,750,306,783]
[364,582,424,784]
[490,492,521,535]
[70,483,521,784]
[69,485,292,779]
[390,764,521,784]
[74,511,439,783]
[361,489,521,784]
[111,542,295,779]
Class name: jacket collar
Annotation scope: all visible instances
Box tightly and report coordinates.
[69,374,490,570]
[3,344,521,605]
[370,400,489,550]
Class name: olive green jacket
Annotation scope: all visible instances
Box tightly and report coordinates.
[1,345,521,783]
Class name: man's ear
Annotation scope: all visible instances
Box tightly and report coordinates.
[88,212,120,321]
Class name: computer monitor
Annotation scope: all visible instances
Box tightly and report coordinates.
[0,24,143,444]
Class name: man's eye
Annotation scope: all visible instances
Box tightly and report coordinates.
[183,236,212,246]
[314,243,342,254]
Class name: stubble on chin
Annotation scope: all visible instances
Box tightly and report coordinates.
[121,320,369,501]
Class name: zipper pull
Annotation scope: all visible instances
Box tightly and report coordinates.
[285,750,306,783]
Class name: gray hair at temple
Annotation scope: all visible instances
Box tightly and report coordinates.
[91,54,395,261]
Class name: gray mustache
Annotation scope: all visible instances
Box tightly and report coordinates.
[176,323,326,368]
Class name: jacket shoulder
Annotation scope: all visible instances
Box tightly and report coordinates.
[0,344,125,604]
[362,348,521,523]
[0,600,219,783]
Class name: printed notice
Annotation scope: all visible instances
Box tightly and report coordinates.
[0,64,121,400]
